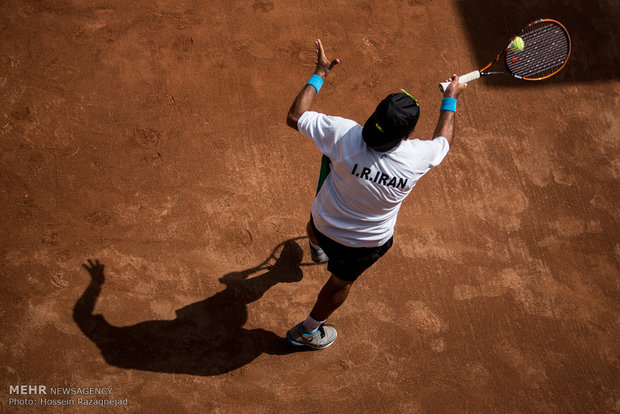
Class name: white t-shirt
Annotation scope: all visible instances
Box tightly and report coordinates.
[298,111,450,248]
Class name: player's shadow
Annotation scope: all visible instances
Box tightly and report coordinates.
[73,238,314,376]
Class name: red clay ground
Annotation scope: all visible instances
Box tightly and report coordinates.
[1,0,618,412]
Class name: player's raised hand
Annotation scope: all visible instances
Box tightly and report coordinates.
[314,39,339,77]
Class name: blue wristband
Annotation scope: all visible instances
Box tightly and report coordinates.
[440,97,457,112]
[307,74,324,94]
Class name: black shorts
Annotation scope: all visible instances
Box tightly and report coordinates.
[310,216,393,282]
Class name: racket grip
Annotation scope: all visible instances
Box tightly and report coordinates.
[439,70,481,92]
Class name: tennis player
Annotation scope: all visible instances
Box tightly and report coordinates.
[285,39,467,349]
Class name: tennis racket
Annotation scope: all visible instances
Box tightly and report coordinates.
[439,18,571,92]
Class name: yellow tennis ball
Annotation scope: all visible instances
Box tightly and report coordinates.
[510,36,525,52]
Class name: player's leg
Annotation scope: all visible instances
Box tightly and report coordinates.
[307,220,327,263]
[285,274,350,350]
[306,220,320,246]
[287,229,393,349]
[308,275,353,322]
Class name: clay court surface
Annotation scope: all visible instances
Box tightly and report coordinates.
[1,0,619,412]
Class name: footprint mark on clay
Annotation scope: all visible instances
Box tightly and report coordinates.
[361,36,392,64]
[85,211,112,227]
[11,106,32,121]
[172,35,194,55]
[405,300,445,333]
[133,129,160,148]
[50,273,69,288]
[252,0,274,12]
[430,337,446,353]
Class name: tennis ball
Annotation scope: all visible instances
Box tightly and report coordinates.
[510,36,525,53]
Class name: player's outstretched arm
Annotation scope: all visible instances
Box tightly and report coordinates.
[286,39,339,130]
[433,74,467,146]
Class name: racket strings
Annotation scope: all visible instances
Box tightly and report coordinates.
[506,21,570,79]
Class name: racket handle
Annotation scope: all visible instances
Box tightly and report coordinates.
[439,70,481,92]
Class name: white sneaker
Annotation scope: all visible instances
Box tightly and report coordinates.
[286,323,337,349]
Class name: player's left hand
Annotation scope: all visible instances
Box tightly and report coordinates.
[314,39,339,77]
